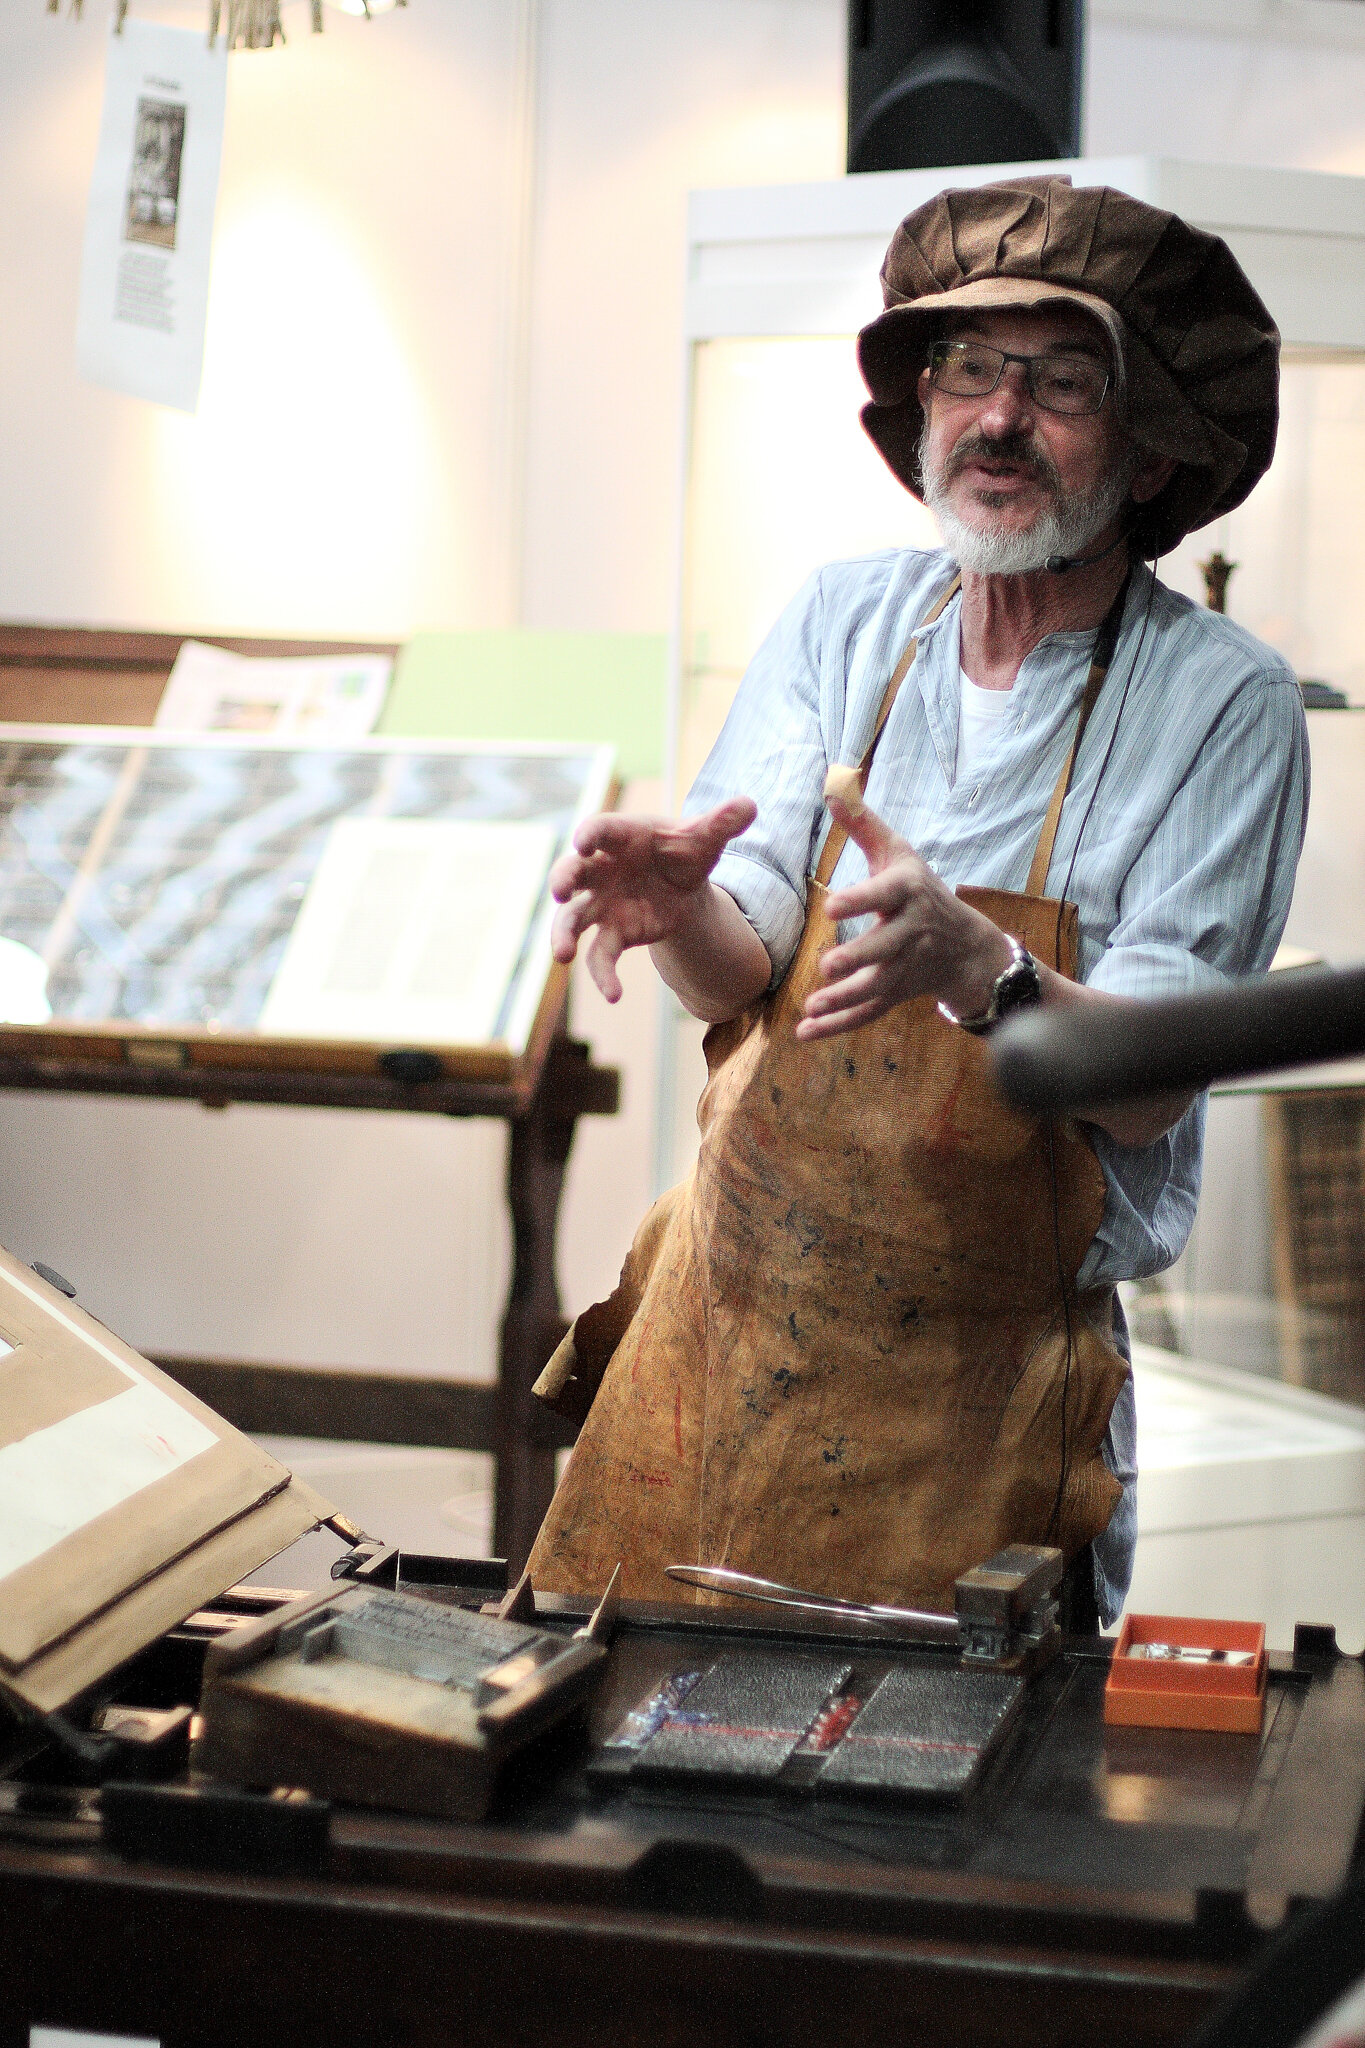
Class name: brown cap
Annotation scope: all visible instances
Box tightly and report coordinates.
[858,176,1280,556]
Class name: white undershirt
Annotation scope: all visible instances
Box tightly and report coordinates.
[956,667,1014,784]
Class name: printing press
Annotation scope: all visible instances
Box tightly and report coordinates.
[2,1520,1363,2048]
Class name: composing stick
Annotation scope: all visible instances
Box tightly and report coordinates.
[1125,1643,1257,1666]
[289,1592,548,1696]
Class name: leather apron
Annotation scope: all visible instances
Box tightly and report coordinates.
[528,577,1131,1612]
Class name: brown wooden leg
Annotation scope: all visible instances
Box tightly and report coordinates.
[492,1036,618,1572]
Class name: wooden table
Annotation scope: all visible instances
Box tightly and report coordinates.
[3,1563,1363,2048]
[0,623,621,1571]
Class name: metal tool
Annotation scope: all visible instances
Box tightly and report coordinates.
[665,1543,1065,1673]
[664,1565,960,1641]
[1126,1642,1257,1666]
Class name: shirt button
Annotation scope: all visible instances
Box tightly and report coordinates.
[968,786,980,807]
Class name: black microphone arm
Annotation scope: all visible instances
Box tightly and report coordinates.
[991,963,1365,1114]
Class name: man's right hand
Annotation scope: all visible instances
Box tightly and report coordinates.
[550,797,762,1010]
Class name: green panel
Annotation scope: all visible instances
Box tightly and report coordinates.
[379,630,668,782]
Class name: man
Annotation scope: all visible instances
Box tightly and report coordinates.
[527,176,1308,1630]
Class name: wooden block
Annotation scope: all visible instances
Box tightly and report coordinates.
[200,1649,501,1822]
[496,1569,537,1623]
[198,1584,606,1822]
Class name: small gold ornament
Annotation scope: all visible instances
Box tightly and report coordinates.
[46,0,404,43]
[1199,549,1237,614]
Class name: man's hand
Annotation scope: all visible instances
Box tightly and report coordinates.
[551,798,767,1014]
[796,795,1011,1042]
[798,793,1197,1150]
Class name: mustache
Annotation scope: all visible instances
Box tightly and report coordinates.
[940,428,1061,491]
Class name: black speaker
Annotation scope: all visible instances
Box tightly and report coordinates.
[847,1,1085,175]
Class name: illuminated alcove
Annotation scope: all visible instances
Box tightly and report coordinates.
[680,339,1365,798]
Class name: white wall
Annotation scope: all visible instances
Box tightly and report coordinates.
[0,0,846,1375]
[1,1,527,635]
[0,0,1362,1377]
[1088,6,1365,174]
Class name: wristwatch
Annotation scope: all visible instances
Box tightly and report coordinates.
[937,935,1042,1036]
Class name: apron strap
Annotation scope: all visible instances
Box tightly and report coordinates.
[813,567,1132,899]
[813,573,962,890]
[1024,571,1131,898]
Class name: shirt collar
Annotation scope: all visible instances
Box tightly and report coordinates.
[909,577,1126,784]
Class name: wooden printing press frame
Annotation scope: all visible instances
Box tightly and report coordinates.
[1,1547,1363,2048]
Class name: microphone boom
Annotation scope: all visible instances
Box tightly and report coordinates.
[991,964,1365,1113]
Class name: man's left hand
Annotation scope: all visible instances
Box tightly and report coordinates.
[795,795,1014,1042]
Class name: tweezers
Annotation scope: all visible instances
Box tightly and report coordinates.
[664,1563,961,1643]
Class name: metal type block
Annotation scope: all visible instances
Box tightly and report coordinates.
[954,1544,1062,1623]
[631,1651,852,1783]
[815,1663,1024,1800]
[316,1589,547,1695]
[955,1543,1062,1670]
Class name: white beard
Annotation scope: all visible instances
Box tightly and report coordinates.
[921,434,1139,576]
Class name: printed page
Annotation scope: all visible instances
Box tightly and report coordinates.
[0,1374,219,1583]
[156,642,393,739]
[258,817,557,1046]
[76,20,228,413]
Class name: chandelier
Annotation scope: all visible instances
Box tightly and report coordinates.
[46,0,407,46]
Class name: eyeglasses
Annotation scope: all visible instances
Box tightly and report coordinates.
[927,340,1111,417]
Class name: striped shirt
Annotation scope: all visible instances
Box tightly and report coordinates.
[685,546,1309,1622]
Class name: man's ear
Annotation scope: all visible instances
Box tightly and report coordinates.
[1130,450,1178,506]
[917,363,934,408]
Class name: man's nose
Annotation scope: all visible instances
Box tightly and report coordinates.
[976,360,1036,438]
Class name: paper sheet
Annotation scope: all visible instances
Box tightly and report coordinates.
[76,20,228,413]
[1296,1970,1365,2048]
[156,640,392,739]
[258,817,557,1046]
[0,937,52,1024]
[0,1371,219,1583]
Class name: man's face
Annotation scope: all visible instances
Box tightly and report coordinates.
[915,306,1134,570]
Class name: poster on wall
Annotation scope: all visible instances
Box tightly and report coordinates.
[76,19,228,414]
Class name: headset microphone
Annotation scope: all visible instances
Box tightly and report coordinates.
[1045,530,1130,575]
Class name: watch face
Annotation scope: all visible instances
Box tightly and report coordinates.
[994,953,1041,1020]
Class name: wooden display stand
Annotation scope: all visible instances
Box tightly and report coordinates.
[0,623,621,1572]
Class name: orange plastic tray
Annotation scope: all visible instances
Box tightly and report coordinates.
[1104,1613,1267,1735]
